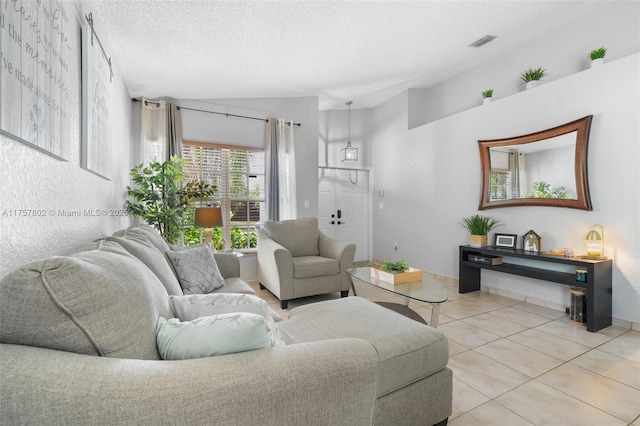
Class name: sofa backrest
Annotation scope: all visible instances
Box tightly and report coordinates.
[262,217,320,257]
[108,226,184,296]
[0,239,173,360]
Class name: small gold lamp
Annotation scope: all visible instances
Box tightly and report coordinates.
[584,224,607,260]
[194,207,223,248]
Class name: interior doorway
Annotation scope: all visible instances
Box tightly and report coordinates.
[318,167,369,262]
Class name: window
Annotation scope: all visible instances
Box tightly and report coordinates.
[182,142,265,250]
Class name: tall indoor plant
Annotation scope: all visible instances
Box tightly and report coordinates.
[126,155,216,244]
[460,214,500,247]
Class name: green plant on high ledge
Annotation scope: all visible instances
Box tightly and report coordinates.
[589,47,607,60]
[126,156,217,244]
[519,67,546,83]
[460,214,501,236]
[379,260,410,273]
[525,181,568,199]
[482,89,494,99]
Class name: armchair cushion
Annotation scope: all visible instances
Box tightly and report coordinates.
[292,256,340,279]
[165,245,225,295]
[262,217,319,256]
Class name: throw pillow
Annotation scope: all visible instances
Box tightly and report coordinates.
[170,293,285,346]
[156,313,273,360]
[165,245,225,294]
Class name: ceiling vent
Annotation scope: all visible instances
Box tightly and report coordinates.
[468,35,497,48]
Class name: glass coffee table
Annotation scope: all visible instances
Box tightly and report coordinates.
[346,267,448,327]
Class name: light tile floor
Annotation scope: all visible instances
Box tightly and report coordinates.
[248,280,640,426]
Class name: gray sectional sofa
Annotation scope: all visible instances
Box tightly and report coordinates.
[0,224,452,425]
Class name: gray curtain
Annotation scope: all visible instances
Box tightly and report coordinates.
[265,118,279,220]
[166,102,183,160]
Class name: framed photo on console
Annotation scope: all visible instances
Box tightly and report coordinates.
[494,233,518,248]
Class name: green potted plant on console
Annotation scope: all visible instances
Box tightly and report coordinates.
[461,214,500,248]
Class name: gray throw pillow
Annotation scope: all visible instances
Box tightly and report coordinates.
[165,245,224,294]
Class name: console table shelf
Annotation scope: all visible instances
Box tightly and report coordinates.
[459,245,613,332]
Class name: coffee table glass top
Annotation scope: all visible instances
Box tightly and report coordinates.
[346,267,449,304]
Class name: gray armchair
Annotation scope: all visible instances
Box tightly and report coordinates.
[257,218,356,308]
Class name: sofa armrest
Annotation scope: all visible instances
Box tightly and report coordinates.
[213,252,240,278]
[1,340,380,426]
[257,229,294,300]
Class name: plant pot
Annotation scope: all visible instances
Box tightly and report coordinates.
[469,235,488,248]
[590,58,604,68]
[483,97,492,104]
[525,81,539,90]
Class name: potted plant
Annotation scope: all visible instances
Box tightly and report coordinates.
[379,259,410,273]
[482,89,494,104]
[372,259,422,284]
[519,67,545,90]
[126,155,217,244]
[589,47,607,68]
[460,214,500,247]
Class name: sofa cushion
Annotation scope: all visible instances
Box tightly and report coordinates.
[215,277,256,295]
[165,245,225,294]
[170,293,285,345]
[292,256,339,279]
[156,313,273,360]
[278,297,449,397]
[263,217,319,257]
[0,240,172,360]
[105,233,183,296]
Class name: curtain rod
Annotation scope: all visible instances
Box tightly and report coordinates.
[131,98,301,127]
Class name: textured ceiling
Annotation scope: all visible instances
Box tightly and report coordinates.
[85,0,610,110]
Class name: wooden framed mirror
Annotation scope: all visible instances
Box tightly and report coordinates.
[478,115,593,210]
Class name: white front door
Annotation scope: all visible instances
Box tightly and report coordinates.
[318,168,369,262]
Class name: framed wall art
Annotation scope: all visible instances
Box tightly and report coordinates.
[81,13,113,180]
[0,0,77,160]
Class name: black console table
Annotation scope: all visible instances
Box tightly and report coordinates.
[459,245,612,332]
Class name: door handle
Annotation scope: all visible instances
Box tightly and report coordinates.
[337,210,342,219]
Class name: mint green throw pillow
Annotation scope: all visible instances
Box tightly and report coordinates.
[156,313,272,360]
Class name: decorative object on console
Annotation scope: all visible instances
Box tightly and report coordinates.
[341,101,358,162]
[194,206,223,247]
[568,286,587,327]
[522,229,541,252]
[589,47,607,68]
[494,233,517,248]
[583,224,607,259]
[460,214,501,248]
[519,67,546,90]
[482,89,494,104]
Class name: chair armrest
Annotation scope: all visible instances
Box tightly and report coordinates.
[213,252,240,278]
[319,231,356,266]
[1,340,380,425]
[257,229,294,299]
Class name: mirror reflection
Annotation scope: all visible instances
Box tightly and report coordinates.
[489,132,577,201]
[478,116,593,210]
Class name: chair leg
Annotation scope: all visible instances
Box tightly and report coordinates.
[280,300,289,309]
[341,290,349,298]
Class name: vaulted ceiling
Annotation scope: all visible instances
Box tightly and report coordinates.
[85,0,610,110]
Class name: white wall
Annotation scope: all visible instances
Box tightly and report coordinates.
[371,53,639,323]
[0,2,133,278]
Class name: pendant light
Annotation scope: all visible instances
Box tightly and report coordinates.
[341,101,358,162]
